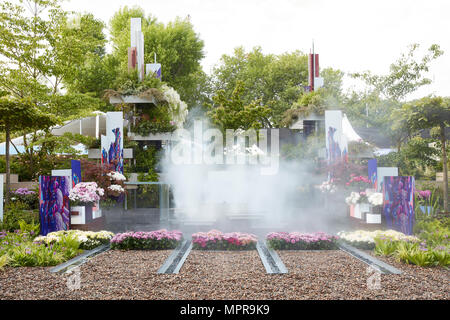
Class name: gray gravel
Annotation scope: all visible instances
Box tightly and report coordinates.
[0,249,448,300]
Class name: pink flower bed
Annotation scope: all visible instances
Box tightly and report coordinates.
[192,229,258,250]
[110,229,183,250]
[266,232,339,250]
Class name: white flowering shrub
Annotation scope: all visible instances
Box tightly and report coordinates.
[107,171,127,181]
[161,84,188,127]
[368,192,383,206]
[345,192,360,205]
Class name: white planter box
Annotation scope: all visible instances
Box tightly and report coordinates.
[71,206,88,225]
[366,213,382,224]
[92,202,102,219]
[354,204,362,219]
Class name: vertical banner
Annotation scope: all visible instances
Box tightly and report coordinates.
[101,135,108,166]
[0,175,3,223]
[105,112,124,173]
[368,159,378,190]
[39,176,71,236]
[71,160,82,187]
[377,167,398,192]
[325,110,348,164]
[383,176,415,235]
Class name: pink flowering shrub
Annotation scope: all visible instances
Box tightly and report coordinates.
[69,182,104,205]
[192,230,258,250]
[346,175,371,191]
[110,229,183,250]
[266,232,339,250]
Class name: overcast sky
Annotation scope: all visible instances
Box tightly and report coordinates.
[63,0,450,100]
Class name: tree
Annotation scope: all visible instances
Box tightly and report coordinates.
[351,44,443,101]
[211,47,309,126]
[400,96,450,213]
[207,81,271,132]
[0,0,105,176]
[108,6,206,107]
[345,43,444,150]
[0,96,56,206]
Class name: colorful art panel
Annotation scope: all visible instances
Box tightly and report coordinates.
[101,135,108,166]
[368,159,378,190]
[377,167,398,192]
[71,160,81,187]
[105,112,124,173]
[383,176,415,235]
[325,110,348,165]
[39,176,71,236]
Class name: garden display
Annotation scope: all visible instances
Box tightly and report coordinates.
[110,230,183,250]
[266,232,339,250]
[192,230,258,250]
[0,1,449,304]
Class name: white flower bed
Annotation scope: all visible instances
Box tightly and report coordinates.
[338,230,419,250]
[34,230,114,250]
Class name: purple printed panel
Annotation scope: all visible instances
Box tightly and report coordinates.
[383,176,415,235]
[39,176,70,236]
[368,159,377,190]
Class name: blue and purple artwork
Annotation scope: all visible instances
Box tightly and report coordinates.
[108,127,124,173]
[327,126,342,163]
[71,160,81,188]
[102,112,124,173]
[383,176,415,235]
[325,110,348,165]
[368,159,377,190]
[39,176,70,236]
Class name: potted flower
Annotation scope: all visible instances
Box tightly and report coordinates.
[69,182,104,225]
[107,184,125,198]
[366,192,383,224]
[368,192,383,214]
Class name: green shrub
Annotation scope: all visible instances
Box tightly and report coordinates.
[374,237,401,256]
[0,255,9,271]
[0,202,39,232]
[395,242,435,267]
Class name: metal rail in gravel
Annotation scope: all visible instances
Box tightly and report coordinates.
[157,240,192,274]
[49,244,110,274]
[338,243,402,274]
[256,241,288,274]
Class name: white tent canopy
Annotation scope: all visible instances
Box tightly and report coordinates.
[342,114,363,142]
[0,112,106,155]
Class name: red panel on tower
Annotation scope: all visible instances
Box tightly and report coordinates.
[308,53,314,91]
[314,54,319,77]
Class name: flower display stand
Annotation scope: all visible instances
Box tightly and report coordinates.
[71,202,105,231]
[354,204,362,219]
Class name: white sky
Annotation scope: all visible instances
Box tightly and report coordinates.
[62,0,450,99]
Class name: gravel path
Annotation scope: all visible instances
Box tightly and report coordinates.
[0,249,448,300]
